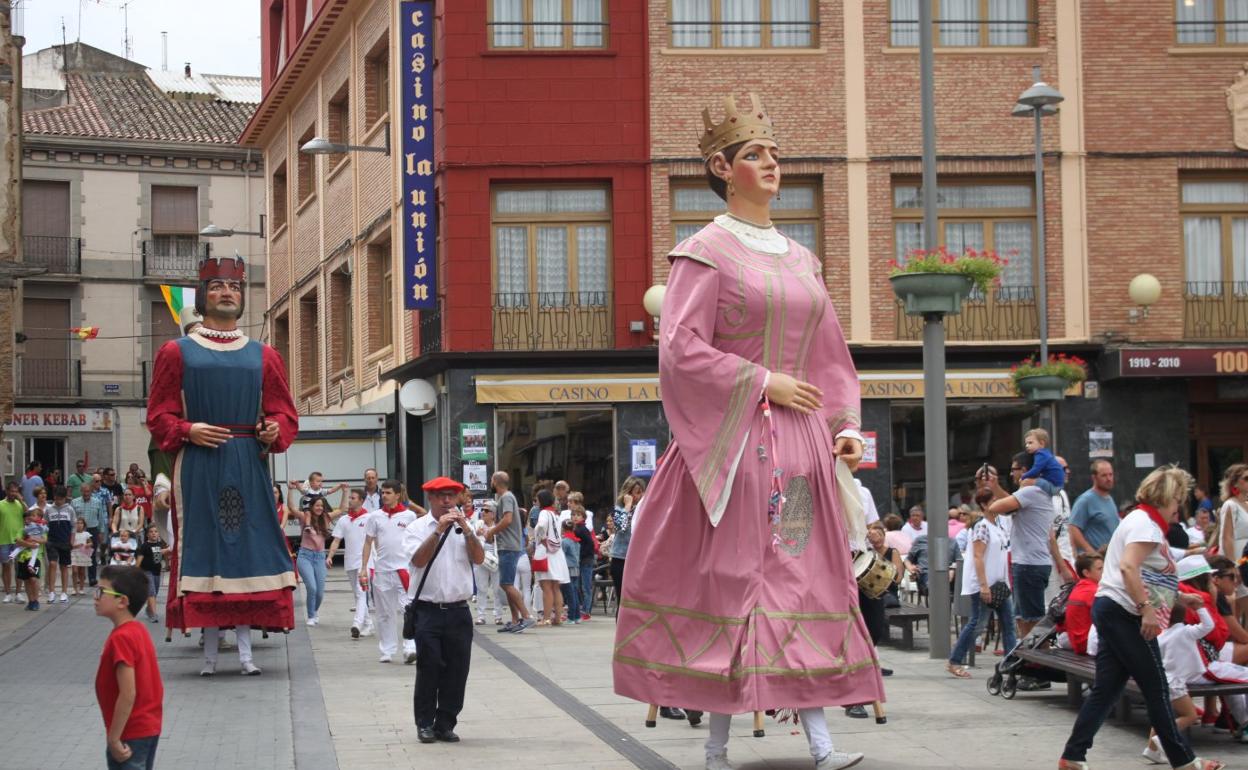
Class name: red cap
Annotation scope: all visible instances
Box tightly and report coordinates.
[199,254,246,282]
[421,476,465,493]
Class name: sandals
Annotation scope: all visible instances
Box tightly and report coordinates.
[1184,760,1225,770]
[946,664,972,679]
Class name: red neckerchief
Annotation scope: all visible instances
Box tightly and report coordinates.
[563,531,581,543]
[381,504,406,518]
[24,470,37,479]
[348,508,368,521]
[1136,503,1170,535]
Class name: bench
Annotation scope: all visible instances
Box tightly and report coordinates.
[884,604,930,650]
[1014,647,1248,719]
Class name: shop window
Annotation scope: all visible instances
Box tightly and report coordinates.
[491,185,612,350]
[364,36,389,127]
[670,0,817,48]
[1176,0,1248,45]
[296,125,316,204]
[298,289,320,394]
[1181,178,1248,339]
[889,0,1035,48]
[272,161,288,230]
[489,0,609,49]
[327,82,350,172]
[495,408,614,520]
[670,178,821,255]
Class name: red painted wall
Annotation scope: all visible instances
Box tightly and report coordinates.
[430,0,651,353]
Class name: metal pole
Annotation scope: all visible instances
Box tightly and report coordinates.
[1033,66,1048,365]
[918,0,951,660]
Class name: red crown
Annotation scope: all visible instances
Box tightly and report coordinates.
[198,254,246,282]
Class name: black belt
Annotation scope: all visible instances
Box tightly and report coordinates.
[415,599,468,610]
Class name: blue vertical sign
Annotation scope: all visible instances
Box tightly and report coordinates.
[402,1,436,310]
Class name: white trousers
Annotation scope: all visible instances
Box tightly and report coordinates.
[373,570,416,657]
[474,564,502,619]
[204,625,252,665]
[704,709,832,761]
[346,569,373,629]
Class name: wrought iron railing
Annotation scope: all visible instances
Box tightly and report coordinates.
[16,358,81,397]
[24,235,82,273]
[492,291,612,351]
[419,301,442,356]
[141,239,210,278]
[890,17,1036,47]
[1184,282,1248,340]
[895,285,1039,341]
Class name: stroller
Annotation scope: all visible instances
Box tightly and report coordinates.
[986,580,1076,699]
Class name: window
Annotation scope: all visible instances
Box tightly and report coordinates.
[327,83,350,172]
[272,162,288,230]
[489,0,609,49]
[367,239,393,351]
[273,311,291,380]
[670,0,816,48]
[492,186,611,307]
[330,268,353,373]
[1181,179,1248,297]
[22,180,74,272]
[150,185,203,261]
[892,180,1036,290]
[296,126,315,203]
[298,290,320,393]
[365,36,389,126]
[889,0,1034,48]
[1176,0,1248,45]
[670,179,821,255]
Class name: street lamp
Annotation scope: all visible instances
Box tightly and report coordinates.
[299,124,391,157]
[1013,68,1064,364]
[200,216,266,239]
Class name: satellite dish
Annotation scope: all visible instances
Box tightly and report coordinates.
[399,379,437,416]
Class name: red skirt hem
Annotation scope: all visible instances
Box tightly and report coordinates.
[165,588,294,632]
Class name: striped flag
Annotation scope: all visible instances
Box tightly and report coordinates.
[71,326,99,340]
[159,285,196,327]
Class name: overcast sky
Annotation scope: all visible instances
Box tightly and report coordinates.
[18,0,261,77]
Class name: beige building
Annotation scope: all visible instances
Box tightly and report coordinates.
[9,43,264,479]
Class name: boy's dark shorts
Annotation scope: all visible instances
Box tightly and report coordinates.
[16,558,41,580]
[46,541,72,567]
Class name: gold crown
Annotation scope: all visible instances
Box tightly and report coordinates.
[699,93,777,162]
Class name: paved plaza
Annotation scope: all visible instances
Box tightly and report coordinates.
[1,571,1243,769]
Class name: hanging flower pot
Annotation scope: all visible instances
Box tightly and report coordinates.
[888,247,1005,317]
[1010,354,1088,402]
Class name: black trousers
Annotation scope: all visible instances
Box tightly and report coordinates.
[412,603,474,731]
[858,586,887,647]
[610,557,626,600]
[86,528,102,584]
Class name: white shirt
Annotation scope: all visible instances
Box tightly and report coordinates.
[331,511,373,572]
[1159,607,1214,690]
[901,521,927,541]
[1097,508,1174,615]
[402,512,480,603]
[1051,490,1073,566]
[1219,499,1248,557]
[363,508,418,572]
[960,517,1011,596]
[361,489,381,512]
[473,519,497,557]
[1185,525,1208,547]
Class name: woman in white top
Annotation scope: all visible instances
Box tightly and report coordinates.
[1217,463,1248,616]
[1058,465,1223,770]
[532,488,568,626]
[947,479,1016,678]
[473,503,503,625]
[111,490,144,536]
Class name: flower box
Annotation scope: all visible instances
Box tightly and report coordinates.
[889,272,975,317]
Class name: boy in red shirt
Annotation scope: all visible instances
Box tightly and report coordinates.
[95,565,164,769]
[1059,553,1103,655]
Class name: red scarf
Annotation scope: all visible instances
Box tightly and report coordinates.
[1136,503,1170,535]
[24,470,38,479]
[348,508,368,521]
[381,504,406,517]
[563,530,581,543]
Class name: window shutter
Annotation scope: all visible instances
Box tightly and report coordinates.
[151,186,199,233]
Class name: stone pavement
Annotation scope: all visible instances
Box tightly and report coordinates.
[2,572,1246,769]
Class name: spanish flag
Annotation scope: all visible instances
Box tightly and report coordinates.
[72,326,99,340]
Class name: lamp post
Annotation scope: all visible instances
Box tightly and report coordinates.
[299,124,391,157]
[916,0,953,661]
[200,216,266,239]
[1013,68,1063,364]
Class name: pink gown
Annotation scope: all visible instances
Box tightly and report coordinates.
[612,220,885,712]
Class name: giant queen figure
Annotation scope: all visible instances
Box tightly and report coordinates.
[147,253,298,675]
[612,94,884,770]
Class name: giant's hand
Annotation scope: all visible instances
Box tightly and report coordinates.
[256,419,280,445]
[835,436,863,472]
[765,372,823,414]
[188,423,229,448]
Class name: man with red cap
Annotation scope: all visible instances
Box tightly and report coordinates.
[402,476,484,744]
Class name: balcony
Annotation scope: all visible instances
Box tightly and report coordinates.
[1184,282,1248,340]
[141,239,210,279]
[419,301,442,355]
[895,285,1039,341]
[16,358,81,397]
[24,235,81,274]
[492,291,613,351]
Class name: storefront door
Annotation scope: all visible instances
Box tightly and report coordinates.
[495,408,614,517]
[25,436,66,482]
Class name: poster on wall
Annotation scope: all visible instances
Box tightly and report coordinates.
[858,431,878,470]
[462,462,489,492]
[1088,429,1113,459]
[460,422,489,460]
[630,439,657,477]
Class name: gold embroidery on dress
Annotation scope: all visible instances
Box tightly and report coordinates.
[776,476,813,557]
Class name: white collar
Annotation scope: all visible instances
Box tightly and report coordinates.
[714,213,789,255]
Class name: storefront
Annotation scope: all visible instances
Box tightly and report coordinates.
[3,406,118,485]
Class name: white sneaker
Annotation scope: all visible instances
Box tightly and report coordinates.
[379,654,392,663]
[199,662,216,677]
[306,617,318,627]
[361,623,375,637]
[705,753,735,770]
[59,593,68,603]
[815,751,864,770]
[1142,737,1164,765]
[2,593,13,603]
[240,661,262,676]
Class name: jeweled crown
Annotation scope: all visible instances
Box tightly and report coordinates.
[698,93,777,162]
[198,252,246,282]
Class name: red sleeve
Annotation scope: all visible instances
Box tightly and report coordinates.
[146,340,191,453]
[261,345,299,454]
[1066,581,1095,655]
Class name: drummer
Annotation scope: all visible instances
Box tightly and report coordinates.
[858,523,902,674]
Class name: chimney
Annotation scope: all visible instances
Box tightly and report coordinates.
[184,62,191,78]
[162,32,168,72]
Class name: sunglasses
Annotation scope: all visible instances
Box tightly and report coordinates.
[94,586,126,600]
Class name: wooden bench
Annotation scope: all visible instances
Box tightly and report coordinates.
[1014,647,1248,719]
[884,604,930,650]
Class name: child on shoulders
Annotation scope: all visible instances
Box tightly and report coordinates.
[1020,428,1064,495]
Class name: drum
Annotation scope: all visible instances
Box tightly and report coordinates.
[854,550,897,599]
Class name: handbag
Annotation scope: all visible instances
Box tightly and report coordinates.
[985,580,1012,609]
[402,527,452,640]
